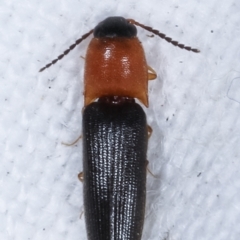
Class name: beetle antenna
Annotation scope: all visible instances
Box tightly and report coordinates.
[128,19,200,53]
[39,29,93,72]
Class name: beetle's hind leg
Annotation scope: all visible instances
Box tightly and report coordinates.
[61,135,82,146]
[146,125,156,177]
[146,160,156,177]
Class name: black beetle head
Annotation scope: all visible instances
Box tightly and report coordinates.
[94,17,137,38]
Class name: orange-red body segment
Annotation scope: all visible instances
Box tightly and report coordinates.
[84,37,149,106]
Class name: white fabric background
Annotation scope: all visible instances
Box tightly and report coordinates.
[1,0,240,239]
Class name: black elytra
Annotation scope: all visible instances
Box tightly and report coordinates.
[83,98,147,240]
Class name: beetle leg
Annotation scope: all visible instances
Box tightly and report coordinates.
[147,65,157,80]
[147,125,153,139]
[146,126,156,177]
[146,160,156,177]
[78,172,84,182]
[62,135,82,146]
[78,173,84,219]
[80,211,84,219]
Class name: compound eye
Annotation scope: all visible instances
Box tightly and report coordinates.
[94,16,137,38]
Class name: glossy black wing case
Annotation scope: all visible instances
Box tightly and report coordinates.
[83,100,148,240]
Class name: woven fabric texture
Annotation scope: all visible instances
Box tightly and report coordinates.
[1,0,239,239]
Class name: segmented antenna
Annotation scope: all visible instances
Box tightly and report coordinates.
[39,29,93,72]
[128,19,200,53]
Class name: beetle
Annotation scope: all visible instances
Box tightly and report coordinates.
[40,16,199,240]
